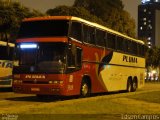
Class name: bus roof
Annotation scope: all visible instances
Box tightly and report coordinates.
[23,16,144,44]
[0,41,15,47]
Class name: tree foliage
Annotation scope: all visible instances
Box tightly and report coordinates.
[73,0,135,37]
[145,47,160,81]
[146,47,160,68]
[47,0,136,37]
[46,6,105,26]
[74,0,124,18]
[0,0,43,42]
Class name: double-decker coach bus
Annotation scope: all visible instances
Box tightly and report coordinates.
[0,40,14,88]
[13,16,146,97]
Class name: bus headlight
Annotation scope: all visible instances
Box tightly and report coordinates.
[13,80,22,84]
[53,80,63,84]
[14,74,20,79]
[49,81,53,84]
[49,80,63,84]
[52,88,60,92]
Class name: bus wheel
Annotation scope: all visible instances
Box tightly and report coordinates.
[131,79,137,92]
[127,78,132,92]
[80,80,91,97]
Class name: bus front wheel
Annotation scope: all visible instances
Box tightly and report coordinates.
[80,80,91,97]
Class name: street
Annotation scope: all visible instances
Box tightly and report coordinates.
[0,83,160,120]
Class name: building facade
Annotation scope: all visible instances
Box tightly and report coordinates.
[138,0,160,48]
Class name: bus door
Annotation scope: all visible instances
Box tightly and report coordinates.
[66,43,82,94]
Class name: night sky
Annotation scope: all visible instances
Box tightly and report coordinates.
[13,0,141,35]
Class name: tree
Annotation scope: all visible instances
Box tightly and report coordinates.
[146,47,160,68]
[47,0,136,37]
[0,0,43,43]
[73,0,135,37]
[146,47,160,81]
[74,0,124,18]
[46,6,105,26]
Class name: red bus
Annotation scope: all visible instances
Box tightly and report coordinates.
[13,16,146,97]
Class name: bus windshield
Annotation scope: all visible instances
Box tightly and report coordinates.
[18,20,69,38]
[19,43,66,73]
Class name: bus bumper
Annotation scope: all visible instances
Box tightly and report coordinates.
[0,79,12,88]
[13,84,65,95]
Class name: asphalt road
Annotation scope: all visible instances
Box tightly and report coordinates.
[0,83,160,120]
[0,82,159,100]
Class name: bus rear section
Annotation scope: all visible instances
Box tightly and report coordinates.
[0,41,14,88]
[0,60,13,88]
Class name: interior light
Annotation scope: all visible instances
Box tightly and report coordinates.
[20,44,37,49]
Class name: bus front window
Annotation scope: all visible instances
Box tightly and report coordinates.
[19,43,66,73]
[20,43,37,65]
[37,43,66,73]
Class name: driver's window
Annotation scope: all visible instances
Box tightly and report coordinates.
[67,44,76,68]
[67,44,82,69]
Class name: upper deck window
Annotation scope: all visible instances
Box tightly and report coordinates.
[18,20,69,38]
[70,22,82,41]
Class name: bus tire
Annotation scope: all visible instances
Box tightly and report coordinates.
[126,78,132,92]
[131,78,137,92]
[80,79,91,97]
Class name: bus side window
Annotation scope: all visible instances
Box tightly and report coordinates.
[14,45,20,64]
[105,33,108,47]
[70,21,82,42]
[83,24,95,45]
[8,47,14,60]
[139,44,145,57]
[116,36,123,51]
[0,45,8,60]
[76,47,82,68]
[67,44,82,69]
[132,42,138,55]
[83,24,89,43]
[123,39,129,53]
[129,40,137,55]
[128,40,132,54]
[107,33,116,49]
[67,44,76,68]
[96,29,105,47]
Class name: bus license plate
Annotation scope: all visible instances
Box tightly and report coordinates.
[31,88,40,92]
